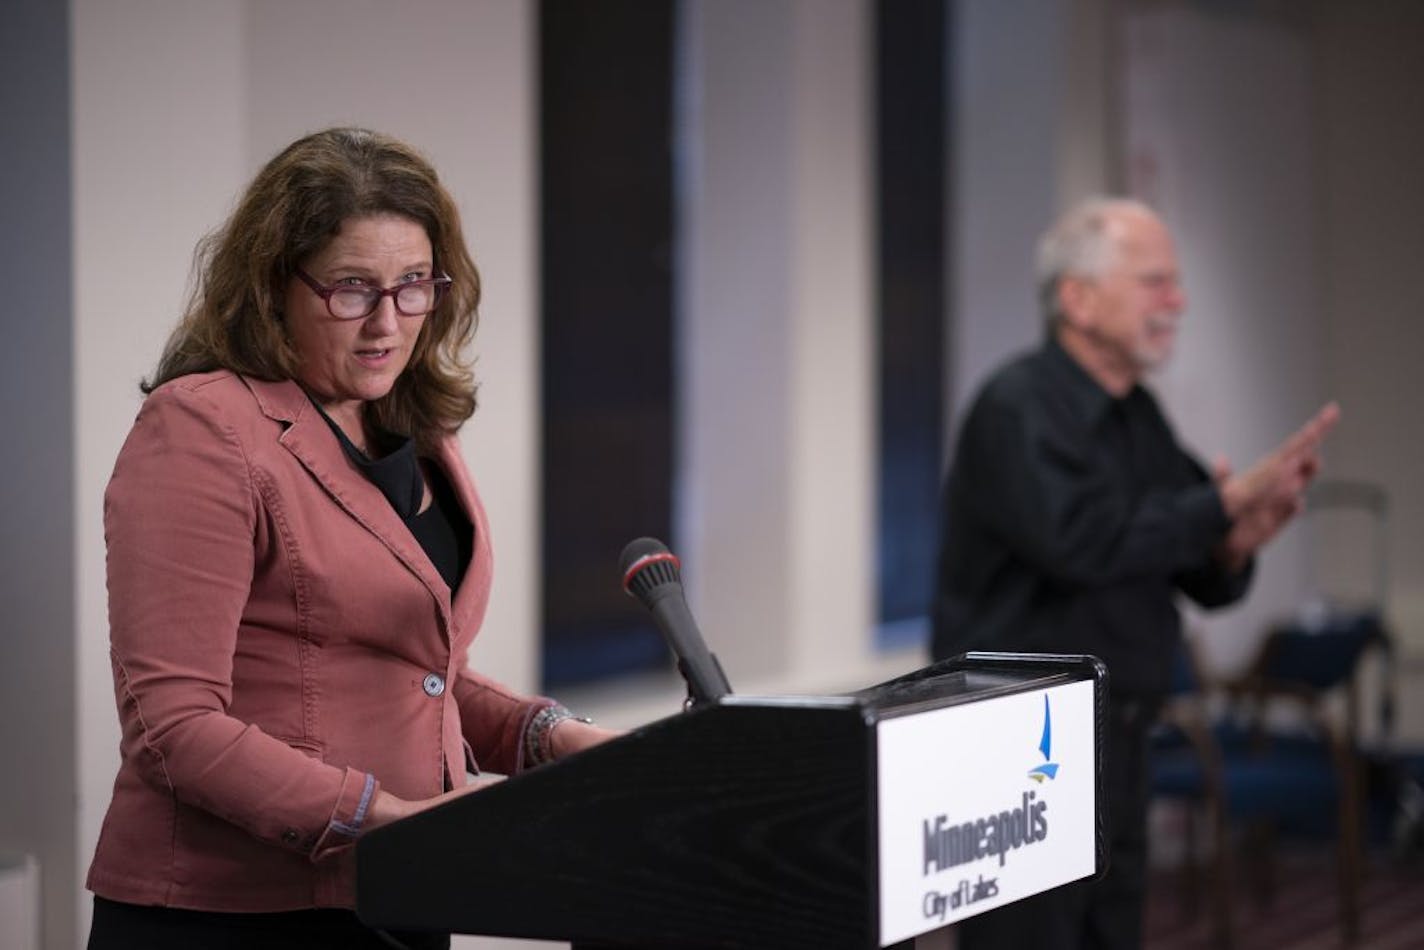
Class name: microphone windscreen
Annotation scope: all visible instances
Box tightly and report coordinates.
[619,536,682,598]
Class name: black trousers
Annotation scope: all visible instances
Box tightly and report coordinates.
[953,699,1155,950]
[88,896,450,950]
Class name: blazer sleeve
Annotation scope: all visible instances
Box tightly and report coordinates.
[451,666,554,776]
[105,383,377,861]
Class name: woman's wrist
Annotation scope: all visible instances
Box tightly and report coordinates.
[524,703,593,767]
[366,788,415,831]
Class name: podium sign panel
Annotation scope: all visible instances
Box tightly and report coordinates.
[876,679,1097,945]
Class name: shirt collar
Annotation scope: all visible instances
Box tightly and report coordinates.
[305,394,424,519]
[1040,335,1125,425]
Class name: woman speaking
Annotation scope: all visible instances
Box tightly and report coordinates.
[86,128,615,949]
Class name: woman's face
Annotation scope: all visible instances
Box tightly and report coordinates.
[284,213,433,417]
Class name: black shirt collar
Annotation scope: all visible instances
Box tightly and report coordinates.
[306,396,424,520]
[1040,335,1134,425]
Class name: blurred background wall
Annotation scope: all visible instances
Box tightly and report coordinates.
[2,0,1421,946]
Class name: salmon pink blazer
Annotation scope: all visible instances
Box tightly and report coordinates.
[87,372,551,911]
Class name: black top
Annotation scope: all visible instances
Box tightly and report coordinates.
[930,339,1252,698]
[309,401,473,593]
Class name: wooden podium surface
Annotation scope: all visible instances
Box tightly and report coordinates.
[357,652,1106,949]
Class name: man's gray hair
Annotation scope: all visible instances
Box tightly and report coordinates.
[1035,197,1158,329]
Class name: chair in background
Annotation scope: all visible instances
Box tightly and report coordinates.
[1150,618,1388,947]
[1150,637,1235,947]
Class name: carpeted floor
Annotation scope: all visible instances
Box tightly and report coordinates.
[1145,849,1424,949]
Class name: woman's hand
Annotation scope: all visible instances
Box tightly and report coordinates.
[365,774,504,832]
[364,720,620,833]
[549,718,623,760]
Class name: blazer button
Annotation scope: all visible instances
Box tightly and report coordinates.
[422,673,446,697]
[281,828,300,845]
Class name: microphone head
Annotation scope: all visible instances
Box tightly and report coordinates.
[619,536,682,601]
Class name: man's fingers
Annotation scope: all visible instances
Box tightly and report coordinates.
[1211,455,1233,482]
[1270,402,1340,474]
[1230,402,1338,519]
[1293,401,1341,452]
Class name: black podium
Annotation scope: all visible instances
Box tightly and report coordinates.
[357,652,1107,949]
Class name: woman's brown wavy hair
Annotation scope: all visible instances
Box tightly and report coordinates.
[144,127,481,450]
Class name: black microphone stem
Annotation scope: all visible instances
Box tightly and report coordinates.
[619,537,732,708]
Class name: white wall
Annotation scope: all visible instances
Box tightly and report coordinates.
[1315,1,1424,652]
[73,13,249,946]
[677,0,877,695]
[1119,6,1328,672]
[677,0,798,678]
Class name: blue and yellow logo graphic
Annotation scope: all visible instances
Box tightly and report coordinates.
[1027,694,1060,783]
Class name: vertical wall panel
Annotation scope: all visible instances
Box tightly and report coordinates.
[875,0,946,640]
[677,0,876,688]
[785,0,875,678]
[677,0,798,677]
[539,0,676,687]
[2,5,75,947]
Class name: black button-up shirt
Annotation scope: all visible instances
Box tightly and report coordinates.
[931,338,1252,698]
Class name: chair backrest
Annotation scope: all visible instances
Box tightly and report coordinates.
[1304,479,1389,610]
[1258,612,1388,693]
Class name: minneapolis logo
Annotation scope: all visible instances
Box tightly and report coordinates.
[921,693,1055,875]
[1027,694,1060,783]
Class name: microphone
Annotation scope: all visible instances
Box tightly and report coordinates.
[619,537,733,707]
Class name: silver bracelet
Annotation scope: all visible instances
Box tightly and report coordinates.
[524,703,593,767]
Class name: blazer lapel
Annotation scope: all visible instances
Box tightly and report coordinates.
[243,377,455,635]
